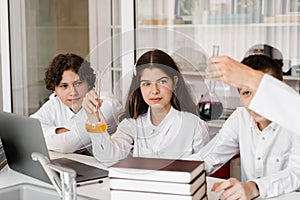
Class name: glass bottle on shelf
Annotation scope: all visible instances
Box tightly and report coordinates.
[198,45,223,121]
[85,73,107,133]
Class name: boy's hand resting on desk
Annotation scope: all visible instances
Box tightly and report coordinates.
[211,178,259,200]
[55,127,70,134]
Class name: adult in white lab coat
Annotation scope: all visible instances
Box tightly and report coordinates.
[209,55,300,134]
[83,49,209,163]
[31,53,120,154]
[204,55,300,199]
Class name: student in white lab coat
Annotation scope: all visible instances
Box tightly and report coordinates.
[31,53,120,154]
[83,49,209,163]
[202,55,300,199]
[209,55,300,134]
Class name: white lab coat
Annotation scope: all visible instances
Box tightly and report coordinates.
[30,93,121,153]
[199,107,300,198]
[89,107,209,162]
[250,74,300,134]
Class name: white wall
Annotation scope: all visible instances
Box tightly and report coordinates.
[0,29,2,111]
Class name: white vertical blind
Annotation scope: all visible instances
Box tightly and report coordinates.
[0,0,12,112]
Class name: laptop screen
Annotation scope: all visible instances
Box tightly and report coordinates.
[0,111,51,183]
[0,111,108,184]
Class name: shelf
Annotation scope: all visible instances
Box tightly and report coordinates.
[36,26,88,29]
[207,119,225,128]
[138,22,300,29]
[111,67,122,72]
[176,73,300,80]
[283,76,300,81]
[182,71,206,76]
[110,25,121,29]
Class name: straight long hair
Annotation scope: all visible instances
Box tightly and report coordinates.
[119,49,197,120]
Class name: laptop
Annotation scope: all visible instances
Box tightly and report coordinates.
[0,111,108,184]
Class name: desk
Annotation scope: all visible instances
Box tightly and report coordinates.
[1,152,299,200]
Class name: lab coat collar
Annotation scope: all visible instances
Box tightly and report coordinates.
[250,116,279,135]
[146,106,178,131]
[53,94,80,120]
[66,106,79,120]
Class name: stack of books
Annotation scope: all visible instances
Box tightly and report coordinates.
[109,157,207,200]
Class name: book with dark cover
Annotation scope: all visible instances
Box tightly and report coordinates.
[109,157,205,183]
[110,171,205,195]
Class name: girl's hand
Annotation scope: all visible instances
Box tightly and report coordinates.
[82,89,103,114]
[211,178,259,200]
[208,56,264,91]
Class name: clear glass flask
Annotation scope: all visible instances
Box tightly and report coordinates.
[198,45,223,120]
[85,73,107,133]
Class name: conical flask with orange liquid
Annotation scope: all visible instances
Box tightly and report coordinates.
[85,73,107,133]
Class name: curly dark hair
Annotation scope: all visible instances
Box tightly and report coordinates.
[241,54,283,81]
[45,53,96,91]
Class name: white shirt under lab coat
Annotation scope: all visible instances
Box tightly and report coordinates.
[200,107,300,198]
[250,74,300,134]
[30,93,120,153]
[90,107,209,163]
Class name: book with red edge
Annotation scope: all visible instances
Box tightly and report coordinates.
[109,157,205,183]
[110,170,206,195]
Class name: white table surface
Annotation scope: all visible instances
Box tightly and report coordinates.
[0,151,299,200]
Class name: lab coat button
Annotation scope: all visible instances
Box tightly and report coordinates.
[257,157,261,160]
